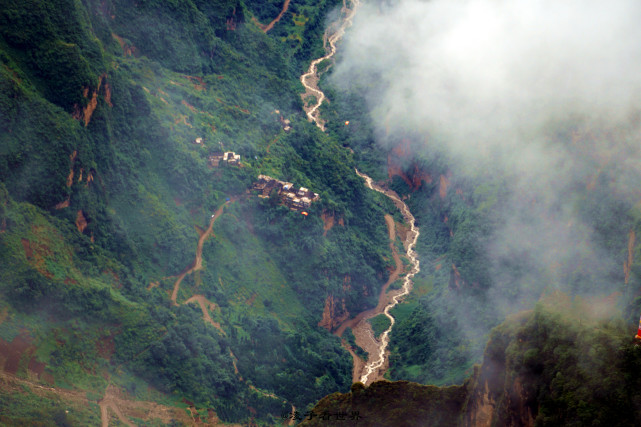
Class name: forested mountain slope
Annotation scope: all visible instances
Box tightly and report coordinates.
[5,0,641,426]
[0,0,396,424]
[303,301,641,426]
[315,0,641,387]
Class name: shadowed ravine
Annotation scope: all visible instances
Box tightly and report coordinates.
[299,0,421,385]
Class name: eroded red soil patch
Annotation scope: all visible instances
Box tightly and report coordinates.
[318,295,349,331]
[387,139,432,191]
[0,333,33,375]
[111,33,137,56]
[181,99,197,112]
[439,174,450,199]
[21,238,33,259]
[451,263,463,289]
[67,150,78,187]
[86,171,94,187]
[321,211,344,236]
[184,75,206,91]
[54,198,71,210]
[99,384,196,427]
[21,237,54,279]
[76,210,89,233]
[72,74,110,126]
[27,357,46,378]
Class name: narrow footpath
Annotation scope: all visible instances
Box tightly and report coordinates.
[170,200,231,304]
[252,0,291,33]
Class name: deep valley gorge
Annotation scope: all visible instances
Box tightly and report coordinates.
[3,0,641,426]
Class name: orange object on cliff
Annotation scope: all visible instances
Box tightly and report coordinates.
[635,315,641,340]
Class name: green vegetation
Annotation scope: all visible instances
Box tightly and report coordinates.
[4,0,641,424]
[319,43,641,390]
[0,383,102,426]
[475,301,641,426]
[0,0,393,424]
[301,380,467,427]
[303,304,641,427]
[367,314,391,340]
[343,328,367,360]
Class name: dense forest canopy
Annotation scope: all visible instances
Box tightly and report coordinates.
[0,0,396,424]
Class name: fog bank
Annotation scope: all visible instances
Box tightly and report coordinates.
[332,0,641,317]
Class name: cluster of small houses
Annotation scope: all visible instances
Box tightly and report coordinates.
[194,136,318,212]
[208,151,241,167]
[192,138,242,167]
[252,174,319,211]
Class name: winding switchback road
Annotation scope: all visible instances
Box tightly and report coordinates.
[171,199,232,304]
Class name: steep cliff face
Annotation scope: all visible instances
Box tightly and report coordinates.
[303,315,534,427]
[387,139,432,191]
[301,381,467,427]
[318,294,350,331]
[462,312,536,427]
[305,304,641,427]
[463,303,641,427]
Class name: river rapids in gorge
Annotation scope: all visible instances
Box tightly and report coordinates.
[299,0,422,385]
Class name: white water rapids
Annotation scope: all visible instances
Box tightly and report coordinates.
[298,0,422,385]
[354,171,420,384]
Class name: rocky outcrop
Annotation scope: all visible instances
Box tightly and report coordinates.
[462,325,536,427]
[303,327,533,427]
[75,210,88,234]
[387,139,432,191]
[72,74,111,126]
[301,381,467,427]
[305,305,641,427]
[318,295,350,332]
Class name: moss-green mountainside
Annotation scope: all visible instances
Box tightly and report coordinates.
[5,1,641,426]
[0,0,397,424]
[303,302,641,426]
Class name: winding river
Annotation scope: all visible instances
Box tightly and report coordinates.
[300,0,360,130]
[354,171,420,384]
[299,0,421,385]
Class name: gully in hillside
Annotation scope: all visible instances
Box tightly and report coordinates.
[300,0,421,385]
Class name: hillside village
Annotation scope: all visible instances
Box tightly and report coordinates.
[202,148,319,212]
[208,151,241,167]
[252,174,320,211]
